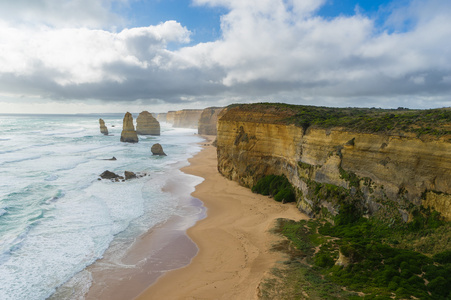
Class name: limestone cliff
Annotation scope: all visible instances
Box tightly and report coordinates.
[156,113,167,123]
[99,118,108,135]
[172,109,203,129]
[120,112,139,143]
[198,107,224,135]
[166,111,176,124]
[216,104,451,221]
[136,111,160,135]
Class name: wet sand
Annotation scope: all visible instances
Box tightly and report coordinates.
[135,137,307,299]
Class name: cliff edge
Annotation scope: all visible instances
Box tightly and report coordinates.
[216,103,451,221]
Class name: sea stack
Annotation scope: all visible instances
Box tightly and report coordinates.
[136,111,160,135]
[120,112,139,143]
[99,118,108,135]
[151,143,167,156]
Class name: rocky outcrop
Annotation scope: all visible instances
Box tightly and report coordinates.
[120,112,139,143]
[100,170,123,181]
[124,171,137,180]
[100,170,145,181]
[151,143,167,156]
[136,111,160,135]
[99,118,108,135]
[198,107,224,135]
[216,104,451,221]
[172,109,203,129]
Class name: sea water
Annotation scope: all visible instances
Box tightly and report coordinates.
[0,114,204,300]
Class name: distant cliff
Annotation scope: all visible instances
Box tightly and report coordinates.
[172,109,203,129]
[166,111,176,124]
[216,104,451,221]
[198,107,224,135]
[156,113,167,123]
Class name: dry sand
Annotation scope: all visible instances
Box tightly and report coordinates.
[135,137,307,300]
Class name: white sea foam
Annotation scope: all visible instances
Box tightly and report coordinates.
[0,114,203,300]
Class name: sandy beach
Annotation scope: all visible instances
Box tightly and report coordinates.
[135,137,307,299]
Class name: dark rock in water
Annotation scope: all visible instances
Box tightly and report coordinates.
[151,143,167,156]
[101,156,117,161]
[100,170,122,180]
[124,171,137,180]
[136,172,148,178]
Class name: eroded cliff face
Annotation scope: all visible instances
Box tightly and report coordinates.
[166,111,176,124]
[156,113,167,123]
[172,109,203,129]
[217,105,451,220]
[198,107,224,135]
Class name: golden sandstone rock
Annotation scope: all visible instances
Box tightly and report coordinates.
[198,107,224,135]
[99,118,108,135]
[172,109,203,129]
[166,111,176,124]
[120,112,138,143]
[136,111,160,135]
[216,104,451,220]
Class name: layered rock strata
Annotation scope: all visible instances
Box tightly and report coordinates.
[99,118,108,135]
[216,104,451,220]
[166,111,176,124]
[136,111,160,135]
[198,107,224,135]
[120,112,139,143]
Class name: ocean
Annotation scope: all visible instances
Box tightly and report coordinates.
[0,113,204,300]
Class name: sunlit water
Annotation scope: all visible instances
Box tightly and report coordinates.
[0,114,203,300]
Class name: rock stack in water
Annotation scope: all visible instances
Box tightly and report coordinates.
[136,111,160,135]
[99,118,108,135]
[151,143,167,156]
[120,112,139,143]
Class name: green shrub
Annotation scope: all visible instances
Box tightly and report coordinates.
[433,250,451,264]
[428,276,449,297]
[252,175,296,203]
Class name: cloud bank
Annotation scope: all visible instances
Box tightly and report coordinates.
[0,0,450,112]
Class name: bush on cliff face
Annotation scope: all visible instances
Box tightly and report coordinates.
[252,175,296,203]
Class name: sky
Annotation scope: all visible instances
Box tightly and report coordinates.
[0,0,450,114]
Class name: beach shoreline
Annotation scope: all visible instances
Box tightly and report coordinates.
[135,136,307,299]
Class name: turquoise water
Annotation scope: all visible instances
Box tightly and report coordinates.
[0,114,203,300]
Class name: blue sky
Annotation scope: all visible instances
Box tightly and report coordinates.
[118,0,228,44]
[122,0,396,44]
[0,0,450,113]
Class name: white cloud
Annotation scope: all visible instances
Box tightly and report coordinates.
[0,0,450,113]
[0,21,191,86]
[0,0,126,28]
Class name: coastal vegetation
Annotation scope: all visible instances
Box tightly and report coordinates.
[261,207,451,299]
[220,103,451,299]
[252,175,296,203]
[230,103,451,138]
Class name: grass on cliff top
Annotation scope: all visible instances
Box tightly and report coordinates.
[261,207,451,300]
[227,103,451,137]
